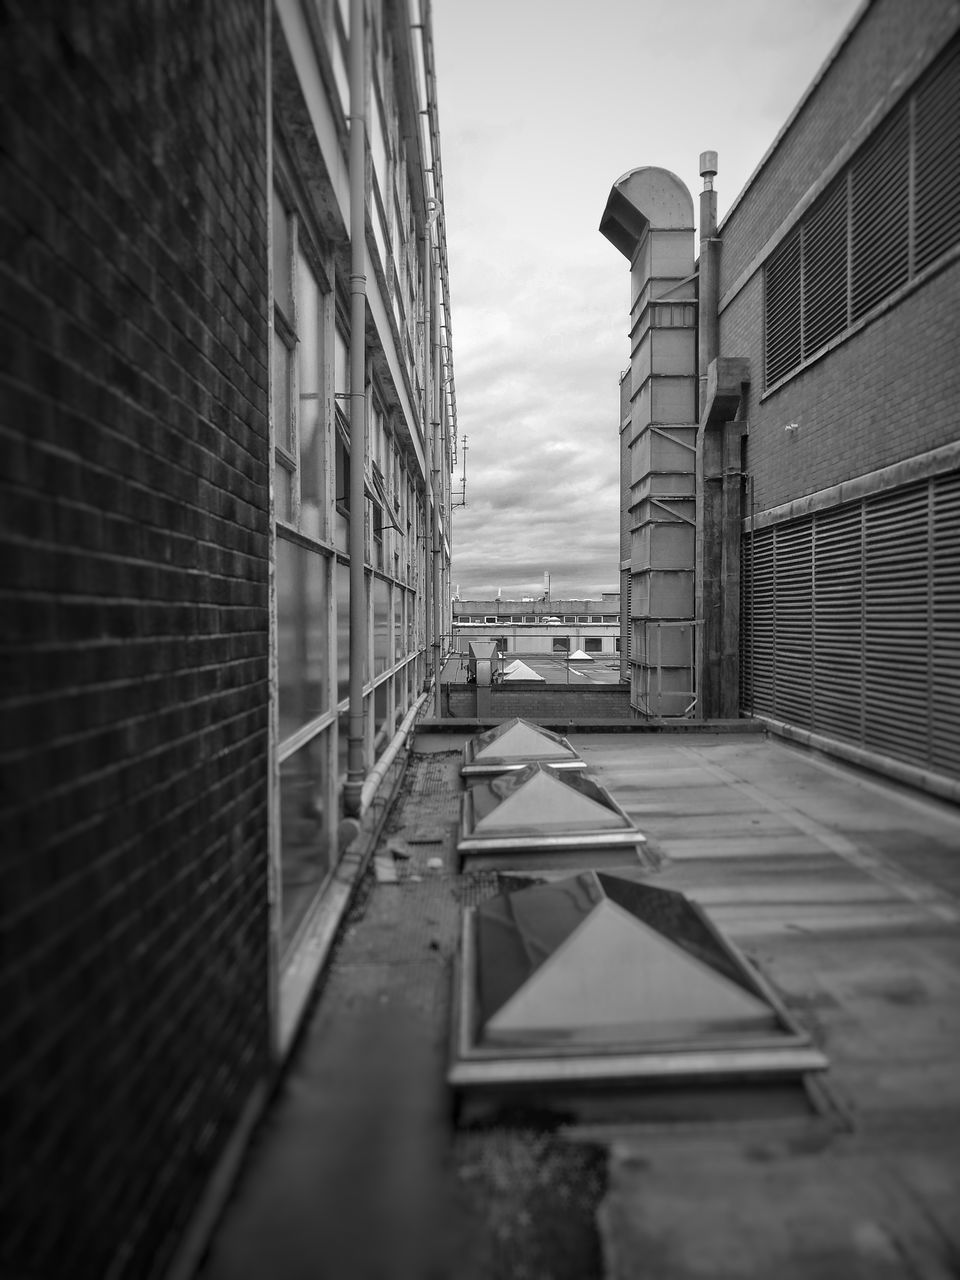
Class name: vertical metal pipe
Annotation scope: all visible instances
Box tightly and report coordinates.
[695,150,721,717]
[431,243,443,714]
[345,0,367,817]
[698,151,719,412]
[421,226,433,699]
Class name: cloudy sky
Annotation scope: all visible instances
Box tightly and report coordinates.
[431,0,863,601]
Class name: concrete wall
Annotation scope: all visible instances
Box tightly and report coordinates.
[0,4,270,1276]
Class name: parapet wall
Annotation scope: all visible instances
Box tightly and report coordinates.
[444,682,634,720]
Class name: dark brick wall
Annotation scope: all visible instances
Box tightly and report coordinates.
[0,4,270,1278]
[720,0,959,284]
[446,684,633,720]
[717,0,960,514]
[724,262,960,513]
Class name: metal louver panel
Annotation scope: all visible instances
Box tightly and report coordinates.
[914,40,960,273]
[740,534,753,711]
[851,105,911,321]
[931,471,960,771]
[862,485,931,764]
[764,230,801,385]
[772,521,813,728]
[812,504,864,743]
[802,176,849,356]
[742,475,960,784]
[747,528,776,716]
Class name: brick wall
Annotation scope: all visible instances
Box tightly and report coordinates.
[716,0,960,515]
[724,261,960,512]
[445,684,634,720]
[0,4,270,1278]
[720,0,959,283]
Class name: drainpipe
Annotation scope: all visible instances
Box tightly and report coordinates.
[695,150,722,718]
[345,0,368,818]
[421,224,434,700]
[431,241,443,715]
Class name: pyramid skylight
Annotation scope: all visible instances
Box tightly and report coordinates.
[450,871,827,1090]
[458,762,648,870]
[461,718,586,776]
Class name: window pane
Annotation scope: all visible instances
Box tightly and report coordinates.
[272,189,292,318]
[297,249,323,540]
[335,325,349,399]
[374,577,390,676]
[279,735,332,955]
[394,590,404,662]
[336,559,350,703]
[277,536,329,742]
[272,329,293,454]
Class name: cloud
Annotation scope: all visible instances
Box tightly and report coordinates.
[436,0,862,600]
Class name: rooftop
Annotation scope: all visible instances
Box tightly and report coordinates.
[199,727,960,1280]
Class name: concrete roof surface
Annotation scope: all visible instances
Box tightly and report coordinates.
[199,730,960,1280]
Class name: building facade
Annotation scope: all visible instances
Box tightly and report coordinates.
[453,594,621,658]
[603,0,960,795]
[0,1,455,1276]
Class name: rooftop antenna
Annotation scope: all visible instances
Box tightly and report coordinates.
[452,434,468,507]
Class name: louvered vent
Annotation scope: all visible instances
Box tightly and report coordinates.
[914,40,960,273]
[812,504,864,744]
[851,106,910,321]
[764,229,802,385]
[763,33,960,389]
[741,474,960,786]
[863,485,931,764]
[802,177,849,356]
[748,527,776,717]
[931,471,960,772]
[772,521,813,728]
[740,533,754,712]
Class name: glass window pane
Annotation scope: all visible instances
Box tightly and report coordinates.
[277,537,328,742]
[274,456,292,524]
[297,250,323,540]
[374,577,390,676]
[394,590,403,662]
[279,735,331,955]
[272,329,293,455]
[334,325,349,398]
[374,679,388,742]
[336,559,351,703]
[272,189,292,318]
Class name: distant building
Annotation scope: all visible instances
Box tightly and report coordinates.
[0,1,455,1275]
[602,0,959,797]
[453,595,621,657]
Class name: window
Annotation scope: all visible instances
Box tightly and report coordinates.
[552,637,570,653]
[763,37,960,389]
[272,186,328,537]
[584,638,603,653]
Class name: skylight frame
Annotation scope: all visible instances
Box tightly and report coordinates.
[449,888,828,1091]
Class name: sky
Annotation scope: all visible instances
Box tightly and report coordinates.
[431,0,863,602]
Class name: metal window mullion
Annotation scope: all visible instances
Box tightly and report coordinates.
[288,218,302,529]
